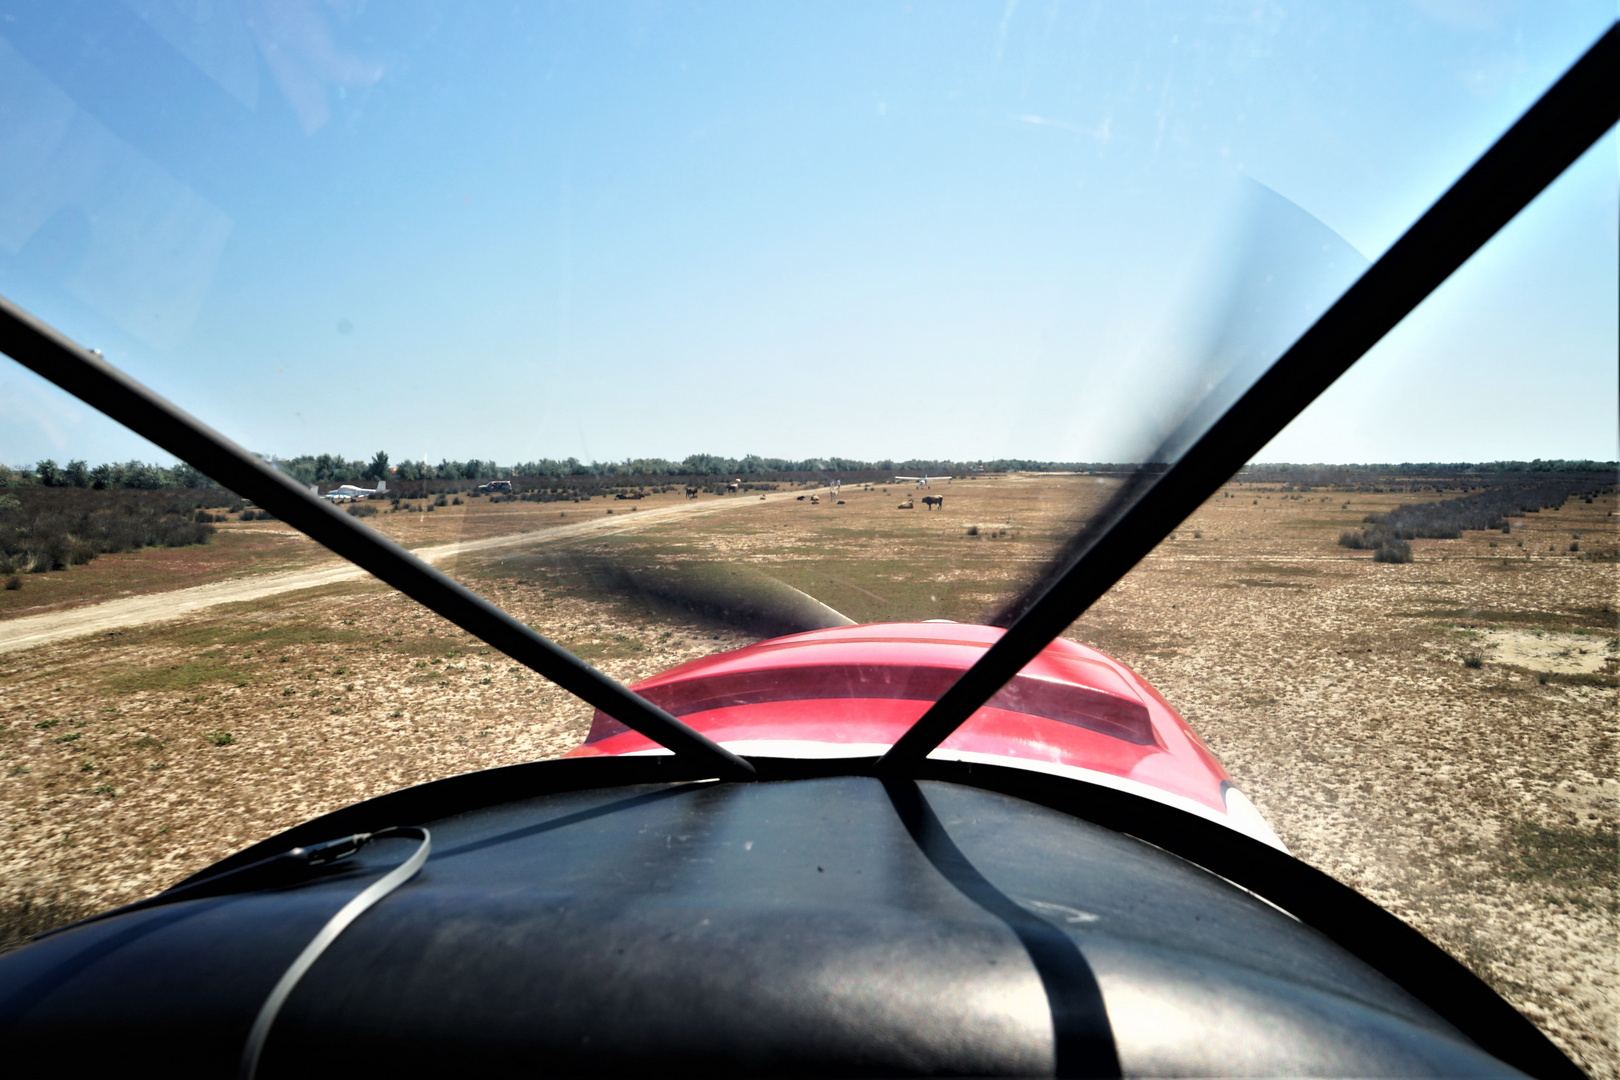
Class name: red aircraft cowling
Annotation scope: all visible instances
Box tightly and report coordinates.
[567,622,1285,849]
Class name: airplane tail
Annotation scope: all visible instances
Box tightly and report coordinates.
[376,480,387,493]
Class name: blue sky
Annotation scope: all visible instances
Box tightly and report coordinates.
[0,1,1614,469]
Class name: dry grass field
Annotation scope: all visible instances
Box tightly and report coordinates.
[1,473,1615,1075]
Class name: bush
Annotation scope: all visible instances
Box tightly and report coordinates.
[1463,654,1484,669]
[452,496,463,506]
[4,575,19,591]
[0,487,215,573]
[434,494,448,507]
[1374,539,1413,563]
[347,504,378,518]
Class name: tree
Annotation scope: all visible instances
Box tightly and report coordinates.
[35,459,61,486]
[171,463,212,489]
[364,451,390,482]
[64,460,89,487]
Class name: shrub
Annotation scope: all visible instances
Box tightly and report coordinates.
[966,525,979,536]
[434,494,448,507]
[205,731,235,746]
[1374,539,1413,563]
[1569,542,1579,552]
[347,504,378,518]
[0,487,215,572]
[4,576,18,591]
[1463,654,1484,669]
[452,496,463,505]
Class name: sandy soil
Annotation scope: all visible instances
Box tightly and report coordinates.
[1,473,1614,1075]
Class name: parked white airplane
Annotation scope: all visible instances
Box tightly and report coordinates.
[312,480,387,502]
[894,474,951,487]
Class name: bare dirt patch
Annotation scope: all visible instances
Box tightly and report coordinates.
[1476,629,1618,676]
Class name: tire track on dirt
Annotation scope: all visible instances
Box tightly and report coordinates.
[0,493,784,654]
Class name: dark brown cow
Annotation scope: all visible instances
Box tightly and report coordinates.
[922,496,943,510]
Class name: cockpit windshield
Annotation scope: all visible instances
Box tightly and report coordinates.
[1,5,1615,1074]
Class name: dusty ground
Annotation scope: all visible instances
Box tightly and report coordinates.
[1,473,1615,1075]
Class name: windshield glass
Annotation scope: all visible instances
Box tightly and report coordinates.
[0,4,1614,1074]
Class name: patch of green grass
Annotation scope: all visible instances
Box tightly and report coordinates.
[100,651,257,695]
[205,730,235,747]
[151,617,367,652]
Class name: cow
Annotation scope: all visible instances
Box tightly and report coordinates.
[897,499,914,510]
[686,486,699,499]
[810,495,820,504]
[923,496,943,510]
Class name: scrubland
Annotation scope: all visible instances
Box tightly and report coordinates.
[1,474,1614,1076]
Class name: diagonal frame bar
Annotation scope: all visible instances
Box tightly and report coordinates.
[880,22,1619,773]
[0,304,756,782]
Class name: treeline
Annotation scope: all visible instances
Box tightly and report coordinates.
[382,454,1094,481]
[0,487,217,578]
[2,460,214,490]
[1243,460,1617,486]
[1246,459,1616,475]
